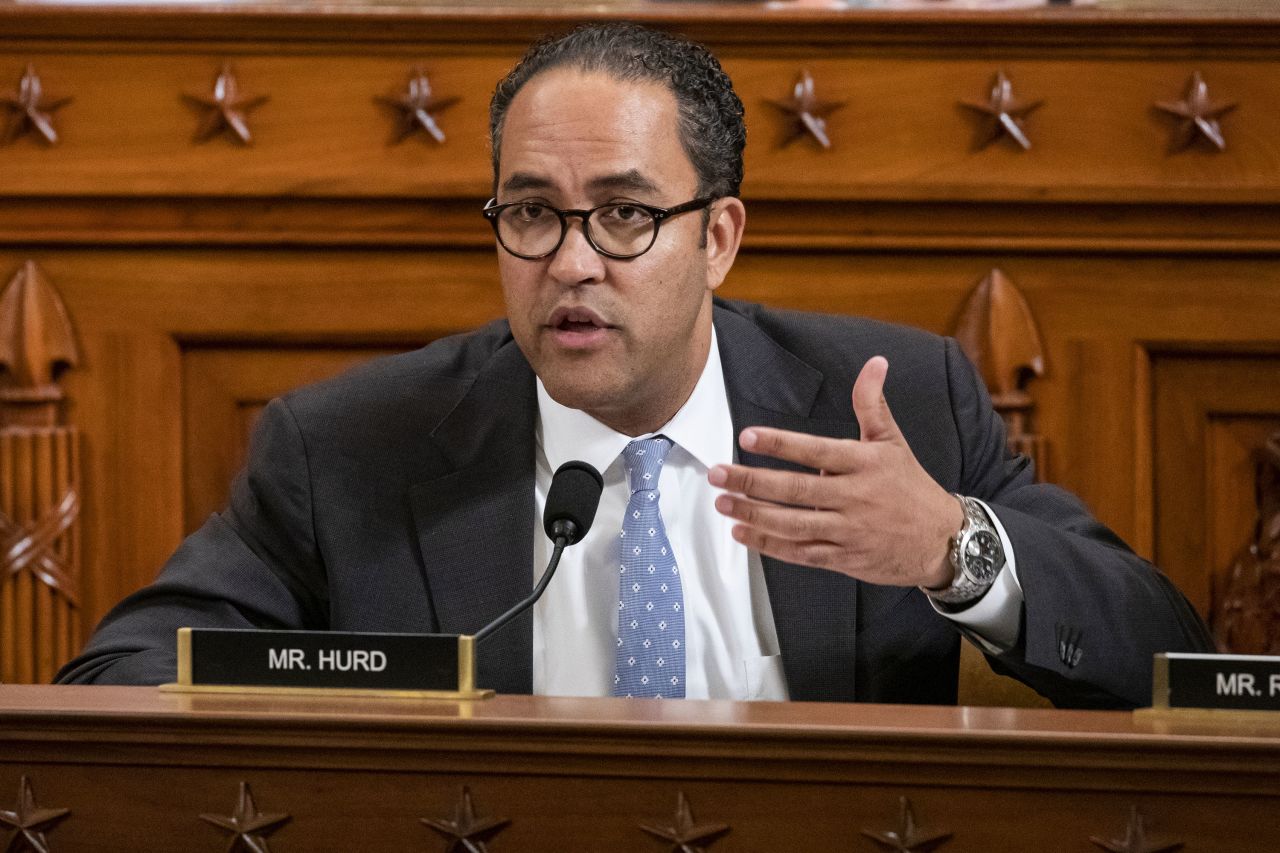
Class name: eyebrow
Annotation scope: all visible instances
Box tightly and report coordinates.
[500,173,555,195]
[499,169,662,199]
[586,170,661,196]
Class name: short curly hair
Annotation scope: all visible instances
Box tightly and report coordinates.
[489,23,746,199]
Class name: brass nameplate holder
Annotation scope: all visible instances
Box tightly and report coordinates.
[160,627,493,700]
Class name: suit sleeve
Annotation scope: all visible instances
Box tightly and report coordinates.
[942,338,1214,708]
[55,398,329,685]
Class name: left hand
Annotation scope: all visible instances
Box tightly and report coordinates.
[708,356,963,589]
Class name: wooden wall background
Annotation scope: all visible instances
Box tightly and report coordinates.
[1,1,1278,694]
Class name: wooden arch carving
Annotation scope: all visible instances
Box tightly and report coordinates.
[951,269,1048,479]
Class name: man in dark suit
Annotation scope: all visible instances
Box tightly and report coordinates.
[58,24,1212,706]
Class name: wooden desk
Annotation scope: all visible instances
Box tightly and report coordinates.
[1,685,1278,850]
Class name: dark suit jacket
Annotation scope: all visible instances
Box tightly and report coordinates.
[57,299,1213,706]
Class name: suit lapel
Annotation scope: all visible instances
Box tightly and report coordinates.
[408,340,537,695]
[715,305,863,702]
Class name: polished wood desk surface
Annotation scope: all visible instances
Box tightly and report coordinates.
[2,684,1278,747]
[4,686,1280,851]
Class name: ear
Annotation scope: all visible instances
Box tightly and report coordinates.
[704,197,746,293]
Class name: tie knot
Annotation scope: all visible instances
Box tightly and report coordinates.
[622,436,671,495]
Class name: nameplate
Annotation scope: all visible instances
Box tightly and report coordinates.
[1153,652,1280,711]
[166,628,491,699]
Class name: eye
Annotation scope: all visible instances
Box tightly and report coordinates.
[515,203,548,222]
[598,203,651,225]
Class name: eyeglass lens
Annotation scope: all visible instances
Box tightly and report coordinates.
[495,203,656,258]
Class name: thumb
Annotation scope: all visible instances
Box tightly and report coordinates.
[852,356,902,442]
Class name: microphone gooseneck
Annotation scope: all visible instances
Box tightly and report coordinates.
[474,460,603,645]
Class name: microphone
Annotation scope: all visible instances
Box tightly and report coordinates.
[543,459,604,546]
[474,460,603,644]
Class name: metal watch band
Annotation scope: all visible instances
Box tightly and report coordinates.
[925,495,1004,606]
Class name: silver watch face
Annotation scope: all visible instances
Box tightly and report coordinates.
[963,529,1004,582]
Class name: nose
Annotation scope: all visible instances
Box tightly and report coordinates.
[547,216,607,285]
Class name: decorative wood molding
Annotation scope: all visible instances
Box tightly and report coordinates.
[1212,430,1280,653]
[0,64,71,146]
[182,64,269,145]
[1154,72,1236,153]
[3,7,1280,49]
[0,775,70,853]
[639,791,729,852]
[959,70,1042,151]
[0,486,79,603]
[420,786,510,851]
[950,269,1048,478]
[1088,806,1183,853]
[376,67,460,145]
[861,797,952,852]
[0,261,79,424]
[199,782,290,851]
[0,260,82,684]
[766,70,845,150]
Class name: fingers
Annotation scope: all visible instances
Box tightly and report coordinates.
[708,461,844,508]
[736,426,861,473]
[851,356,903,443]
[726,523,848,572]
[709,356,948,585]
[714,492,843,542]
[731,356,903,476]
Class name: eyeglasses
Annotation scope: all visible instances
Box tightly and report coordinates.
[482,196,715,260]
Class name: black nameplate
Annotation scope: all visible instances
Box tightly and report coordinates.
[181,628,464,692]
[1154,652,1280,711]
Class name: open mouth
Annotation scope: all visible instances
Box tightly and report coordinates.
[546,306,613,349]
[548,306,611,333]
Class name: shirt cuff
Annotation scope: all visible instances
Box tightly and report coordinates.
[926,497,1023,655]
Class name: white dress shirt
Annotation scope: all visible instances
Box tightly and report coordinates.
[531,328,1023,699]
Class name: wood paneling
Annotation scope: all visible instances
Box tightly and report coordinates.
[182,345,406,532]
[1152,352,1280,616]
[3,53,1279,202]
[1,1,1278,697]
[0,248,505,629]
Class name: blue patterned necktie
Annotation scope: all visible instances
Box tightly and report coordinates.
[614,436,685,698]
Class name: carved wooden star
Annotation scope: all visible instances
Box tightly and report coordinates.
[639,791,730,853]
[376,66,460,145]
[0,776,71,853]
[960,70,1043,151]
[182,64,269,145]
[420,786,511,853]
[1,65,72,145]
[1154,71,1236,152]
[767,70,845,150]
[1089,806,1184,853]
[861,797,953,852]
[199,781,290,853]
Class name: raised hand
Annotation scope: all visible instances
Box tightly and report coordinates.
[708,356,963,589]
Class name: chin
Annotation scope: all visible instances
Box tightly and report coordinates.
[541,372,629,417]
[542,378,614,412]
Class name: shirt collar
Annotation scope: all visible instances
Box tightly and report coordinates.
[536,326,733,473]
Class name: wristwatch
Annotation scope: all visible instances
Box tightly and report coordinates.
[925,495,1005,606]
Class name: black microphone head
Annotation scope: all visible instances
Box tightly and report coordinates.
[543,460,604,545]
